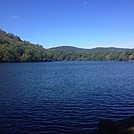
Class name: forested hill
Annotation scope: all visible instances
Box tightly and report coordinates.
[0,29,52,62]
[50,46,129,52]
[49,46,134,61]
[0,29,134,62]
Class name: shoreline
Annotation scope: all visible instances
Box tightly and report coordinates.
[90,115,134,134]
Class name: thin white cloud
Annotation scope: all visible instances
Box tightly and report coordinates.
[11,15,20,19]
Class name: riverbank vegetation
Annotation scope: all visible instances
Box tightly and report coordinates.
[0,29,134,62]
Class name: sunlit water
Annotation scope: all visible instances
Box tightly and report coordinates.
[0,61,134,134]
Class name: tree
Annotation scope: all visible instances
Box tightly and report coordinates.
[129,54,134,61]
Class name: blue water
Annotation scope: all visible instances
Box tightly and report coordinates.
[0,61,134,134]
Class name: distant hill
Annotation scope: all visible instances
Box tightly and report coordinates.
[50,46,131,52]
[49,46,134,61]
[91,47,130,51]
[0,29,134,62]
[49,46,88,53]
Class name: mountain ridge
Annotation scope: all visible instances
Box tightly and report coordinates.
[49,46,132,51]
[0,29,134,62]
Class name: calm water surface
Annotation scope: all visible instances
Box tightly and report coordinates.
[0,61,134,134]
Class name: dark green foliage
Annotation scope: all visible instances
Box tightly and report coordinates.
[0,29,52,62]
[0,29,134,62]
[49,46,134,61]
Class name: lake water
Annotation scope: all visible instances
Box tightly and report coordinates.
[0,61,134,134]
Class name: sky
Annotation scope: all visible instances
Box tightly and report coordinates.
[0,0,134,48]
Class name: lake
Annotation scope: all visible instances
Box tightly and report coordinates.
[0,61,134,134]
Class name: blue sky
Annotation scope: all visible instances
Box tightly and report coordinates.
[0,0,134,48]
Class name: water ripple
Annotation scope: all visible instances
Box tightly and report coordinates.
[0,62,134,133]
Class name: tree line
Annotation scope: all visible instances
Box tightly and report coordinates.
[0,29,134,62]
